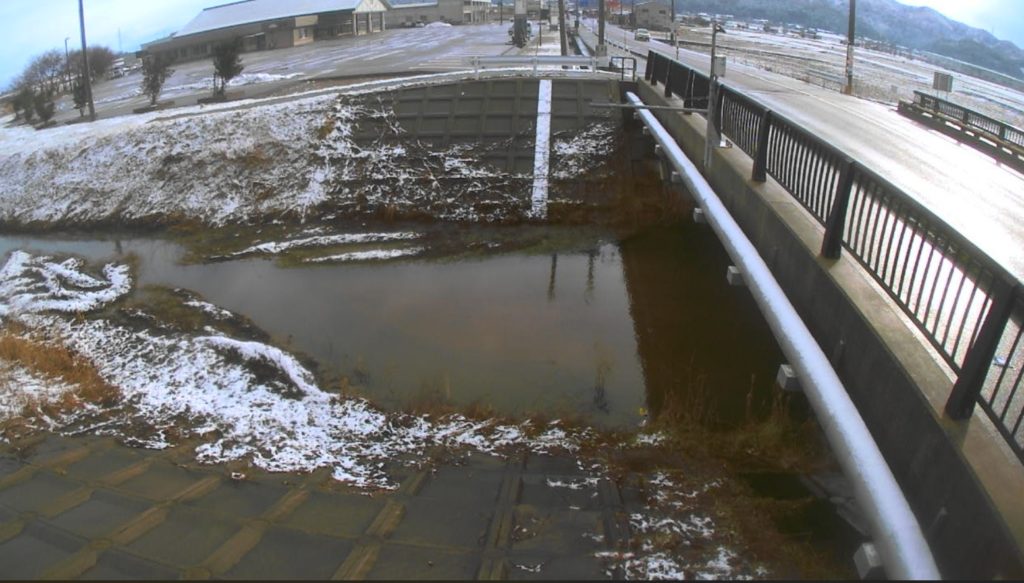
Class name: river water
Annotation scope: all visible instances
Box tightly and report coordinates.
[0,223,786,429]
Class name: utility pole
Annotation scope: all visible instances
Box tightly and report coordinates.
[671,0,677,59]
[703,20,725,170]
[500,0,503,25]
[598,0,606,55]
[78,0,95,121]
[513,0,528,48]
[843,0,856,95]
[558,0,568,56]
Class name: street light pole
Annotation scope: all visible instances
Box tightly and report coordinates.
[78,0,96,121]
[844,0,856,95]
[64,37,71,93]
[598,0,607,56]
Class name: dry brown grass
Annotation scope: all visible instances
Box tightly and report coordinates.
[0,331,117,414]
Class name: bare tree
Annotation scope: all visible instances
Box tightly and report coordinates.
[140,55,175,106]
[212,39,244,97]
[68,46,117,82]
[18,50,65,96]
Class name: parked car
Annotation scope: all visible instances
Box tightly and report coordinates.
[634,28,651,41]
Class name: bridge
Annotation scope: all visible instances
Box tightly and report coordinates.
[567,23,1024,580]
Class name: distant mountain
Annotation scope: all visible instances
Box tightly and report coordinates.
[670,0,1024,79]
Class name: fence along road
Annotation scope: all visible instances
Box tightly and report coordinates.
[586,21,1024,283]
[645,49,1024,485]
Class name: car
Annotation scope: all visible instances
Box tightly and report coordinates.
[507,22,534,37]
[634,28,651,41]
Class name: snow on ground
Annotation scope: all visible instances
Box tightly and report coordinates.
[0,359,76,421]
[0,250,603,488]
[305,247,425,263]
[0,69,619,227]
[594,470,766,580]
[224,231,422,259]
[93,73,306,107]
[0,248,765,577]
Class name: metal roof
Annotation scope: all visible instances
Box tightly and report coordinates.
[177,0,370,38]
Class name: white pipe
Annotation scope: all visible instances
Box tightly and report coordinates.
[625,91,940,580]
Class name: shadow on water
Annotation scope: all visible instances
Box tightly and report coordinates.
[619,222,790,428]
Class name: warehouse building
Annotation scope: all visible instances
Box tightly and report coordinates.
[385,0,491,28]
[142,0,391,63]
[634,0,673,31]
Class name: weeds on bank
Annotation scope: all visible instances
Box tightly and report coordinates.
[0,329,118,438]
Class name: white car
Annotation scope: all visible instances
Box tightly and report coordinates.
[634,28,651,41]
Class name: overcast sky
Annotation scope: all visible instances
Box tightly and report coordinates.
[1,0,1023,90]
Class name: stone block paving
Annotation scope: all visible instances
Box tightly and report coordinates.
[0,434,633,579]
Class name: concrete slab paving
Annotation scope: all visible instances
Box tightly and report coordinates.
[48,490,151,540]
[281,491,386,539]
[222,527,353,580]
[0,428,829,579]
[0,521,86,579]
[78,548,180,580]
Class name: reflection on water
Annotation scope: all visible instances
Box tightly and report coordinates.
[620,225,787,427]
[0,224,786,429]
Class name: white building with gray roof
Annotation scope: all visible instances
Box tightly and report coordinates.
[143,0,391,62]
[385,0,491,28]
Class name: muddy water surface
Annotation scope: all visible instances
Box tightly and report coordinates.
[0,223,785,429]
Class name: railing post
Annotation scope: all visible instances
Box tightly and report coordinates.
[682,70,693,111]
[821,158,856,259]
[945,281,1018,420]
[644,51,655,82]
[715,86,726,134]
[664,62,673,99]
[752,110,773,182]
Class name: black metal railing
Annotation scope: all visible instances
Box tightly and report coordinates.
[913,91,1024,149]
[645,50,1024,462]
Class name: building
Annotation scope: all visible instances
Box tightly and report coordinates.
[142,0,390,63]
[385,0,490,27]
[633,0,672,31]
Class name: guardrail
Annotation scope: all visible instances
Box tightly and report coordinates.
[467,55,609,76]
[627,89,939,580]
[644,49,1024,465]
[898,91,1024,173]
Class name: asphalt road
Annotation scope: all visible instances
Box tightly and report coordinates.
[53,24,516,124]
[586,21,1024,281]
